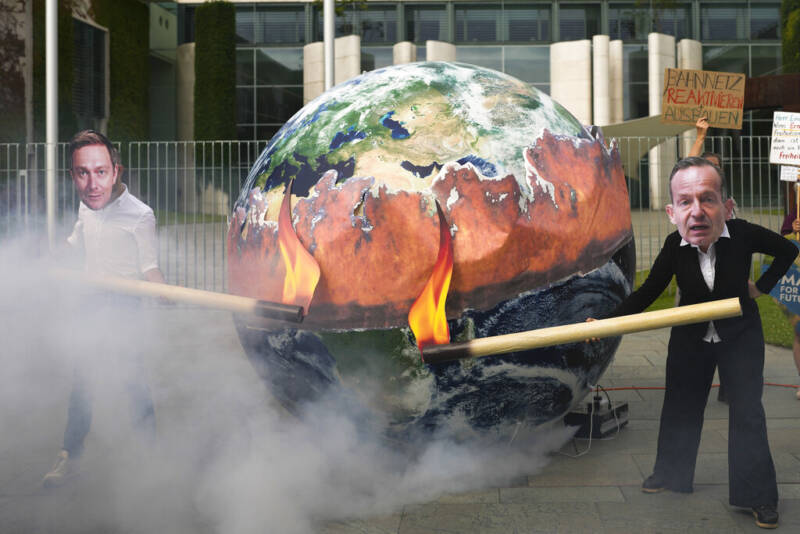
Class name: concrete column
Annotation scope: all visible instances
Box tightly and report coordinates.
[677,39,703,158]
[647,33,676,210]
[303,41,324,104]
[592,35,610,126]
[393,42,417,64]
[176,43,195,141]
[426,40,456,62]
[334,34,361,84]
[609,40,623,124]
[550,40,592,124]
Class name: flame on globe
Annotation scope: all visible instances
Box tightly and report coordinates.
[227,62,634,440]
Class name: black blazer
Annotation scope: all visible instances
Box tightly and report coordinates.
[612,218,799,342]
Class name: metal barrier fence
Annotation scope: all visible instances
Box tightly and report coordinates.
[0,135,786,292]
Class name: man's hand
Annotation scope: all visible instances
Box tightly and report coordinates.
[144,268,173,305]
[584,317,599,342]
[695,116,709,137]
[748,280,763,299]
[688,116,709,157]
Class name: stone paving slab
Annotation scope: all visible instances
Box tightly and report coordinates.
[398,502,605,534]
[2,313,799,533]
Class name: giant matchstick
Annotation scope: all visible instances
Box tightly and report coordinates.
[53,270,304,323]
[422,298,742,364]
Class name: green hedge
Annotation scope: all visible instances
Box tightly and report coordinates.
[784,8,800,73]
[194,1,236,141]
[0,2,25,143]
[32,0,76,142]
[92,0,149,143]
[782,0,800,22]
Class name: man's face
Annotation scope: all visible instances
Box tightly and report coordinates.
[71,144,118,210]
[666,165,733,253]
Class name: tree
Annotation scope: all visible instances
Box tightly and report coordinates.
[783,0,800,73]
[194,0,236,141]
[92,0,149,142]
[0,0,25,143]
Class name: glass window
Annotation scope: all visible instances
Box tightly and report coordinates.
[750,45,781,77]
[624,83,649,121]
[256,87,303,124]
[238,125,255,141]
[256,125,281,142]
[360,6,398,43]
[703,45,749,76]
[623,44,648,84]
[653,3,691,40]
[455,46,502,72]
[701,4,747,40]
[73,18,106,120]
[256,49,302,85]
[362,47,394,72]
[406,4,447,42]
[315,5,397,42]
[237,87,254,124]
[236,5,255,44]
[622,44,648,120]
[253,5,305,44]
[609,3,649,40]
[750,4,780,39]
[504,5,550,42]
[504,45,550,83]
[236,49,254,85]
[559,4,600,40]
[455,4,500,42]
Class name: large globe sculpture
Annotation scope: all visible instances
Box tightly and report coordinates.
[227,61,634,441]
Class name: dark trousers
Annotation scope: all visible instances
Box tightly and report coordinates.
[62,366,156,458]
[653,330,778,507]
[62,296,156,458]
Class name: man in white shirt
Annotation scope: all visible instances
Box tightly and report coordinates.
[43,130,165,487]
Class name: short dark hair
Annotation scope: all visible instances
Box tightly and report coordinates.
[669,156,728,201]
[68,129,120,170]
[700,151,723,167]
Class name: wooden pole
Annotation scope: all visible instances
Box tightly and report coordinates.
[422,298,742,364]
[52,270,304,323]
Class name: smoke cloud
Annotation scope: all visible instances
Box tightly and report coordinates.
[0,233,573,534]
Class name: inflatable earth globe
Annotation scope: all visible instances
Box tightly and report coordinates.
[227,61,634,442]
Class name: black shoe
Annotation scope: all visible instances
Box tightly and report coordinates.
[641,473,665,493]
[752,505,778,529]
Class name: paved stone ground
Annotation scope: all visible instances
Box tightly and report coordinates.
[1,308,798,533]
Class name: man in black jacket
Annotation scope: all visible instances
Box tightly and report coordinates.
[613,157,797,529]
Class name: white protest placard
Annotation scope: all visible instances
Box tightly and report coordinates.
[770,112,800,165]
[780,165,800,182]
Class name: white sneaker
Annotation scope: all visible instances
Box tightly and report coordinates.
[42,450,74,487]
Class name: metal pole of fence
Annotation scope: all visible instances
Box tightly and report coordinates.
[45,0,58,250]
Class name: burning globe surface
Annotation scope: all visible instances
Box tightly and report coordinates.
[228,62,634,440]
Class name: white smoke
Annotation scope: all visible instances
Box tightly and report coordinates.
[0,232,574,534]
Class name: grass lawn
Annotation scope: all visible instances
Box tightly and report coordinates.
[638,274,794,348]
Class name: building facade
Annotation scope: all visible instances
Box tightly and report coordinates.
[161,0,784,142]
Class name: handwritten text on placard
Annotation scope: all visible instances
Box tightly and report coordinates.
[770,112,800,166]
[661,68,745,130]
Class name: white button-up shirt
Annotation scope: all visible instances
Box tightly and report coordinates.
[680,224,730,343]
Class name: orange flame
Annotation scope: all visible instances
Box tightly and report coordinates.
[408,201,454,352]
[278,180,320,314]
